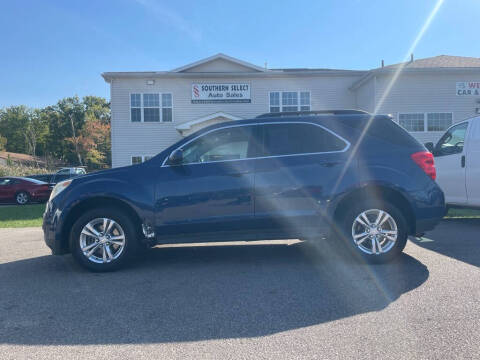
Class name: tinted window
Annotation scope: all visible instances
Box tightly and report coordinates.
[337,116,422,148]
[181,126,256,164]
[435,122,468,156]
[23,178,46,184]
[0,178,11,186]
[262,123,346,157]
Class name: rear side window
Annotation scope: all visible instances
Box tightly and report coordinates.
[337,116,422,148]
[261,123,346,157]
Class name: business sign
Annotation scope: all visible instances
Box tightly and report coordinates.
[191,83,251,103]
[456,82,480,96]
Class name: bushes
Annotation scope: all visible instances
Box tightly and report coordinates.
[0,164,52,177]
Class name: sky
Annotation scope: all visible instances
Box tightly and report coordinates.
[0,0,479,108]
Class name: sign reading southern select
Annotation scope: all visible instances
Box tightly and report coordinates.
[192,83,251,103]
[456,82,480,96]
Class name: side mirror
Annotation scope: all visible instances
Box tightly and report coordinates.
[167,149,183,165]
[424,142,435,153]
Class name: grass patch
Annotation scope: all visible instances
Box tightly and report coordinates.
[446,207,480,219]
[0,204,45,228]
[0,203,478,229]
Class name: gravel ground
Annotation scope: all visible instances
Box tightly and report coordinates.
[0,219,479,359]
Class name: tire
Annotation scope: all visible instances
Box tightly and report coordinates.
[339,200,408,263]
[70,207,139,272]
[15,191,29,205]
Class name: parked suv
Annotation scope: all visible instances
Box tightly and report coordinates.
[43,111,445,271]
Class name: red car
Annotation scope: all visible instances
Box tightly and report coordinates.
[0,177,52,205]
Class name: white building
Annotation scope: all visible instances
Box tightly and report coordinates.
[102,53,480,168]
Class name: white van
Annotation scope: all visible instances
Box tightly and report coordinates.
[425,115,480,208]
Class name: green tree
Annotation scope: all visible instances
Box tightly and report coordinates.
[0,106,30,153]
[24,109,49,157]
[0,135,6,151]
[1,95,111,168]
[83,96,111,124]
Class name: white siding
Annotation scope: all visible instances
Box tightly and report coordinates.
[355,76,375,113]
[374,72,480,143]
[110,75,360,167]
[109,66,480,167]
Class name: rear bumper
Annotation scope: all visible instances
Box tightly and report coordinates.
[411,182,446,235]
[415,215,444,235]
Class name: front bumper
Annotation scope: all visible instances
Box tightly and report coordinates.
[42,201,69,255]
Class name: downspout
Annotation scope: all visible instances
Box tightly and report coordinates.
[110,79,114,168]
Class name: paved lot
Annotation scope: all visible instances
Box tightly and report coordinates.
[0,220,479,359]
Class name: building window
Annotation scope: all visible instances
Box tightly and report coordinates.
[282,92,298,112]
[130,94,141,122]
[300,92,310,111]
[162,94,172,122]
[269,91,310,113]
[399,113,425,132]
[399,112,453,132]
[131,156,143,164]
[131,155,153,164]
[143,93,160,122]
[427,113,453,131]
[130,93,173,122]
[269,92,280,113]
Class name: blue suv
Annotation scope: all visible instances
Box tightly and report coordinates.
[43,110,445,271]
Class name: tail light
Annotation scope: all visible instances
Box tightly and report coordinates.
[411,151,436,180]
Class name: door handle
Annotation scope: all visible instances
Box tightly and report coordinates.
[461,155,465,168]
[227,170,251,177]
[321,162,341,168]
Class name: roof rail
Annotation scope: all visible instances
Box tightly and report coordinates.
[256,109,369,118]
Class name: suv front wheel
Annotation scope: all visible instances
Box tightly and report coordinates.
[341,201,408,263]
[70,208,138,271]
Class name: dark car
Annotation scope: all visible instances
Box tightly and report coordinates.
[28,167,87,185]
[0,177,52,205]
[43,111,445,271]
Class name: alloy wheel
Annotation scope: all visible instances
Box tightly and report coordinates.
[79,218,126,264]
[351,209,398,255]
[16,192,28,205]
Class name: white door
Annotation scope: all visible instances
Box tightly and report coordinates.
[434,121,470,205]
[466,118,480,206]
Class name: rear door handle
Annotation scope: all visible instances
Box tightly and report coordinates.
[461,155,465,168]
[227,170,251,177]
[321,162,341,168]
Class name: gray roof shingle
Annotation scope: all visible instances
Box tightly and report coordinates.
[381,55,480,69]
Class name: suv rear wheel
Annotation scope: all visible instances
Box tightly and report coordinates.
[70,207,138,271]
[340,201,408,263]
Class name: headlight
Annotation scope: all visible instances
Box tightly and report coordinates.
[49,180,72,200]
